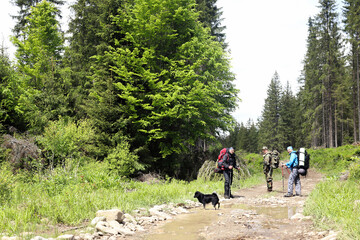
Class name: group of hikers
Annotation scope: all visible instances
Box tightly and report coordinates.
[218,146,303,199]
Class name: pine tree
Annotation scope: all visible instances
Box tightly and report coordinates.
[343,0,360,142]
[11,0,64,38]
[11,0,66,132]
[258,72,282,150]
[64,0,125,120]
[87,0,238,175]
[195,0,227,48]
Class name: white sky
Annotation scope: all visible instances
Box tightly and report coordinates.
[1,0,343,124]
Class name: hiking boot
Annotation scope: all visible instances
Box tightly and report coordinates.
[284,193,293,197]
[267,188,272,192]
[295,193,301,197]
[230,194,235,198]
[224,195,230,199]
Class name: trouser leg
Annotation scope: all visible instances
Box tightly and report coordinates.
[224,169,232,197]
[294,170,301,195]
[264,166,273,191]
[288,168,299,195]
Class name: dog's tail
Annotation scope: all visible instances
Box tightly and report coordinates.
[212,192,219,197]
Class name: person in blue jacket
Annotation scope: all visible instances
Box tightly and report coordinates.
[283,146,301,197]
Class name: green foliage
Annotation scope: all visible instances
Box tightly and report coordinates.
[87,0,238,177]
[307,145,358,175]
[0,164,15,205]
[106,141,145,177]
[37,118,96,169]
[258,72,285,151]
[304,179,360,239]
[11,0,67,133]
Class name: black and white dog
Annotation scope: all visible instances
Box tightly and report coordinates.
[193,191,220,210]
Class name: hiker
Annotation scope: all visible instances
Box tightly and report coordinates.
[221,147,240,199]
[262,146,273,191]
[283,146,301,197]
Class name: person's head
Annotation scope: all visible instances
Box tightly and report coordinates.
[287,146,293,153]
[262,146,268,153]
[229,147,234,154]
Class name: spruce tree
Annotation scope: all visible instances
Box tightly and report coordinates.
[87,0,238,176]
[11,0,64,38]
[258,72,282,150]
[11,0,66,132]
[195,0,227,48]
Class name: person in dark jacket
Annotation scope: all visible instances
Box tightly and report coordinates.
[221,147,240,199]
[283,146,301,197]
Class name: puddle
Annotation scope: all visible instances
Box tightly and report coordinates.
[228,203,299,219]
[145,210,219,240]
[145,204,299,239]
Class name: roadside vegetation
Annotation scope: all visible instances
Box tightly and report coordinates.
[0,147,269,237]
[304,145,360,239]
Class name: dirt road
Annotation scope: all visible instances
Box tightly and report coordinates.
[127,169,337,240]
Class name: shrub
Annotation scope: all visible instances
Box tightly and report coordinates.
[37,118,96,170]
[106,141,145,177]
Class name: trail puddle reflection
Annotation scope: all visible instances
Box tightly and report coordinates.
[145,203,298,239]
[227,203,299,219]
[145,209,219,240]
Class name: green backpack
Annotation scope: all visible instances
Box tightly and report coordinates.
[270,150,280,169]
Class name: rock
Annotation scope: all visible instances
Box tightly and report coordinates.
[339,171,349,181]
[31,237,48,240]
[78,233,93,240]
[123,213,137,224]
[95,221,118,235]
[91,217,106,226]
[290,213,305,220]
[108,221,134,236]
[320,231,338,240]
[56,235,74,240]
[95,209,124,223]
[149,207,172,220]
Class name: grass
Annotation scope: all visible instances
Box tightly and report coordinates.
[304,179,360,239]
[0,159,268,238]
[303,145,360,239]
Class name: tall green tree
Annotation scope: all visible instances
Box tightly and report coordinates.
[343,0,360,143]
[64,0,125,120]
[11,0,66,132]
[195,0,227,47]
[11,0,64,38]
[299,17,323,147]
[278,81,297,149]
[87,0,238,177]
[317,0,344,147]
[258,72,282,150]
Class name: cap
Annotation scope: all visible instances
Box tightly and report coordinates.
[262,146,268,150]
[229,147,234,151]
[287,146,293,151]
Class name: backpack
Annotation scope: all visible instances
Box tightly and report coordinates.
[296,148,310,176]
[214,148,228,173]
[270,150,280,169]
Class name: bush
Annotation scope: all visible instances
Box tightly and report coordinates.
[106,141,145,177]
[37,118,96,170]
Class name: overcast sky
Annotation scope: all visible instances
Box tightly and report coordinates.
[1,0,343,124]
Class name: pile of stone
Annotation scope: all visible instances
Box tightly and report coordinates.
[11,200,200,240]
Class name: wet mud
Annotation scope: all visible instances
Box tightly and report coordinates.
[126,169,335,240]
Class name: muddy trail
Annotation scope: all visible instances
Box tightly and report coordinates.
[123,169,336,240]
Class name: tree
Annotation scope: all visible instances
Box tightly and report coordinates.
[64,0,125,120]
[343,0,360,143]
[11,0,66,132]
[87,0,238,177]
[195,0,227,48]
[11,0,64,38]
[278,81,297,148]
[258,72,282,150]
